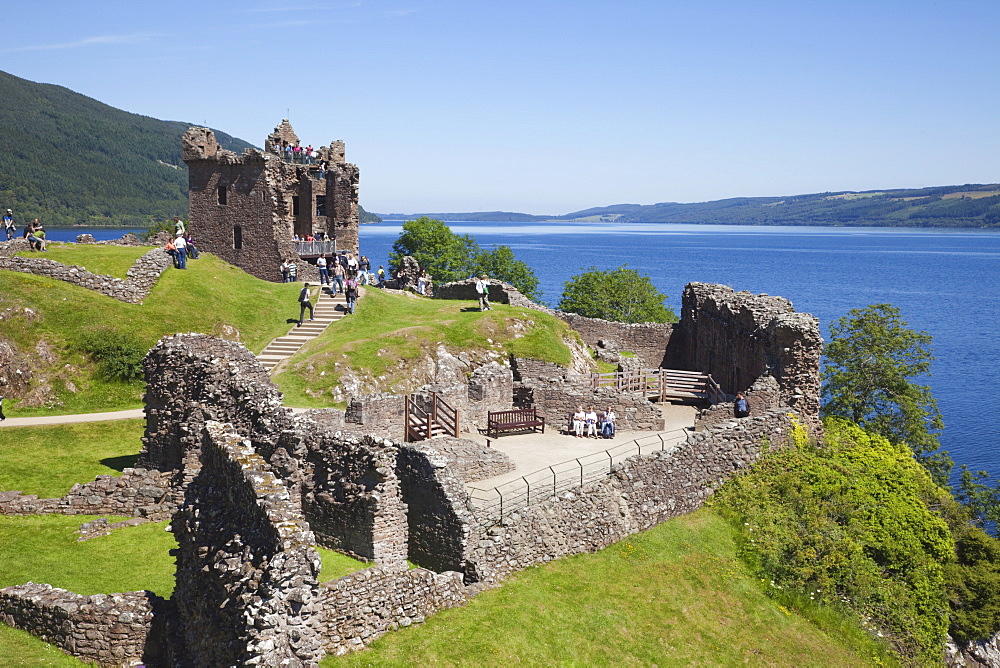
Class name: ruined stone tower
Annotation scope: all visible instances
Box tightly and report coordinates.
[182,120,360,282]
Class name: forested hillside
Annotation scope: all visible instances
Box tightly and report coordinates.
[0,70,381,227]
[380,184,1000,228]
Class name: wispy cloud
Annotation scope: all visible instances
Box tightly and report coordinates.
[385,7,421,17]
[3,34,152,53]
[241,1,361,12]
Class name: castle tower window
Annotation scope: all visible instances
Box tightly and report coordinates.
[292,196,300,216]
[233,225,243,250]
[315,195,326,217]
[217,185,227,205]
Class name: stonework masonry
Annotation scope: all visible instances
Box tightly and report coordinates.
[183,120,360,282]
[0,246,173,303]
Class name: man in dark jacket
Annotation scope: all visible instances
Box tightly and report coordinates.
[297,283,315,326]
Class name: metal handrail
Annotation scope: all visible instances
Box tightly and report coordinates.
[467,428,690,522]
[294,240,337,257]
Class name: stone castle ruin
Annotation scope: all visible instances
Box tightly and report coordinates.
[0,283,829,666]
[182,120,359,281]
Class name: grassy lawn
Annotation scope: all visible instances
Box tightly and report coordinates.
[324,508,896,667]
[15,243,149,279]
[0,420,143,497]
[274,288,579,408]
[0,515,176,596]
[0,251,302,415]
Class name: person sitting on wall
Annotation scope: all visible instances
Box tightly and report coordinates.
[573,406,585,438]
[377,265,386,287]
[585,406,599,438]
[165,239,178,267]
[734,392,750,418]
[25,219,43,252]
[601,406,616,439]
[34,224,47,252]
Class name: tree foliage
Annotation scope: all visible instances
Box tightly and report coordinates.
[716,419,955,660]
[471,245,540,301]
[821,303,949,484]
[389,218,540,298]
[558,265,677,324]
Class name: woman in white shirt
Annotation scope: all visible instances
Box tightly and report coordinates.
[572,407,585,438]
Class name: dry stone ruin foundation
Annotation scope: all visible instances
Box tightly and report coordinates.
[1,283,827,666]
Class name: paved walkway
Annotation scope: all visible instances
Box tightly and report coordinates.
[464,403,697,492]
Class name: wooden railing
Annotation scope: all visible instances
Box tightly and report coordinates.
[404,392,459,442]
[587,368,728,405]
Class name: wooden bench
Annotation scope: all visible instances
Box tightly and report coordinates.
[487,408,545,439]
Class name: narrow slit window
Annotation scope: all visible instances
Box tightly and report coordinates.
[315,195,326,217]
[217,185,227,205]
[233,225,243,250]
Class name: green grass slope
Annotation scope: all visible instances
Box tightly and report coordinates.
[324,509,895,666]
[0,247,303,414]
[273,288,579,407]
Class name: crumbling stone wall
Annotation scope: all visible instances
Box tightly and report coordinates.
[464,410,795,583]
[666,283,822,418]
[345,392,406,439]
[318,566,466,656]
[0,583,167,667]
[406,436,514,483]
[171,421,324,666]
[0,467,178,520]
[298,430,408,566]
[0,247,172,303]
[397,443,478,575]
[184,122,360,282]
[139,333,292,475]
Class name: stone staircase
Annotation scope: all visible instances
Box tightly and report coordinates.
[257,287,349,373]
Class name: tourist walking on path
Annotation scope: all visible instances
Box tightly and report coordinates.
[317,255,330,285]
[359,255,371,284]
[332,261,345,294]
[345,278,359,314]
[734,392,750,418]
[476,275,492,311]
[174,235,188,269]
[297,283,315,326]
[3,210,14,241]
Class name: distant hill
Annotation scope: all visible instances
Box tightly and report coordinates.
[0,70,380,227]
[377,183,1000,228]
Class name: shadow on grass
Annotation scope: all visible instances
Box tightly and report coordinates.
[458,307,484,312]
[100,454,139,472]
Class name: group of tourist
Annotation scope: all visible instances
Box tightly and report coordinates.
[164,217,199,269]
[23,218,47,252]
[571,406,616,439]
[277,142,327,168]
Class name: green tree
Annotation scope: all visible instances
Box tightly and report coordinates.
[558,265,677,323]
[472,245,541,301]
[821,303,949,484]
[389,217,480,284]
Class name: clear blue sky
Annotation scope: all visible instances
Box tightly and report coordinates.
[3,0,998,214]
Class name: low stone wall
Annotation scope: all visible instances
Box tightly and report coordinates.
[0,247,172,303]
[0,583,165,667]
[463,409,795,583]
[410,437,515,483]
[171,421,324,666]
[345,392,406,439]
[318,566,466,656]
[0,467,179,520]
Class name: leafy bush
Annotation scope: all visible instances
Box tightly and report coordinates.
[558,265,677,323]
[715,418,953,660]
[79,330,147,382]
[945,524,1000,643]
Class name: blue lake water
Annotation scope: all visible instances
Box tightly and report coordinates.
[360,221,1000,481]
